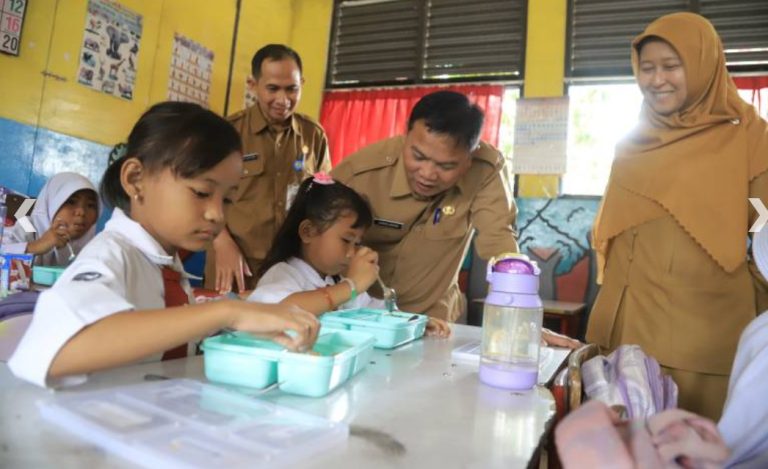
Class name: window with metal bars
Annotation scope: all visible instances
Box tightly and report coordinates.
[326,0,527,87]
[567,0,768,79]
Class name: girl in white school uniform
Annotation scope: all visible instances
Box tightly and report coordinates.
[2,172,100,266]
[8,102,318,388]
[249,173,451,337]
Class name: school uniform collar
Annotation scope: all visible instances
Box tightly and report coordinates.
[248,103,302,136]
[104,208,180,268]
[286,257,335,288]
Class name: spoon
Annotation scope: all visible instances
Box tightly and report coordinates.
[65,241,76,263]
[377,275,397,313]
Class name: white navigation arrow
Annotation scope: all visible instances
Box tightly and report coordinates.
[750,198,768,233]
[14,198,36,233]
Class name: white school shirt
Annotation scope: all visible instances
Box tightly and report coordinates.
[8,208,192,389]
[248,257,386,310]
[719,312,768,468]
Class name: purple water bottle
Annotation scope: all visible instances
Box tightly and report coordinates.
[479,253,543,390]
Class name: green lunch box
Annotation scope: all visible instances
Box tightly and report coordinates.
[320,308,428,349]
[201,328,376,397]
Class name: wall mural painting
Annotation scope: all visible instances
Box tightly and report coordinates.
[516,197,600,305]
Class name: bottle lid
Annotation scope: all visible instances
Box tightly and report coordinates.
[489,252,538,275]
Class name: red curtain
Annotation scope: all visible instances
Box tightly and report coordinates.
[319,85,505,166]
[733,76,768,118]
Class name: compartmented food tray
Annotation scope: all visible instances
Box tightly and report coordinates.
[201,328,376,397]
[320,308,428,349]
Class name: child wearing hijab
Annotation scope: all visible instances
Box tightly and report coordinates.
[587,12,768,420]
[2,172,100,266]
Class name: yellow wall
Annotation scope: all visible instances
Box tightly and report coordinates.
[148,0,238,115]
[37,0,163,145]
[290,0,334,118]
[226,0,333,120]
[0,0,58,126]
[519,0,568,198]
[0,0,238,146]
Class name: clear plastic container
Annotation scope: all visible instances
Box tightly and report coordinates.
[320,308,428,349]
[201,328,376,397]
[38,379,349,469]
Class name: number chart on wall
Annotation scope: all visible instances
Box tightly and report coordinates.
[167,34,214,109]
[1,0,26,56]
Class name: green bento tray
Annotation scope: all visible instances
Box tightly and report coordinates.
[320,308,428,349]
[201,328,376,397]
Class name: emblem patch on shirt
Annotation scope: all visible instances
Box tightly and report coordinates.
[242,152,259,162]
[373,218,404,230]
[73,272,103,282]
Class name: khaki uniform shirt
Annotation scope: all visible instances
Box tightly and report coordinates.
[332,136,518,321]
[586,216,756,376]
[204,105,330,289]
[587,170,768,376]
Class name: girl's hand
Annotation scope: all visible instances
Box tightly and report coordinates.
[27,218,70,255]
[213,229,252,294]
[541,328,582,349]
[426,317,451,338]
[230,301,319,352]
[346,246,379,292]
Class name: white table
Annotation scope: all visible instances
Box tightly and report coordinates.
[0,325,559,469]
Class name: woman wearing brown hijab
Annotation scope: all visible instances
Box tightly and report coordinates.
[586,12,768,420]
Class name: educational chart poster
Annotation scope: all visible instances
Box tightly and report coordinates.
[77,0,142,100]
[512,97,569,174]
[1,0,27,56]
[167,34,214,108]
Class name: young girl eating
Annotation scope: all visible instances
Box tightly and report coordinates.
[249,173,451,337]
[2,172,100,266]
[8,102,318,388]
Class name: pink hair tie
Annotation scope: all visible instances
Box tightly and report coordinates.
[313,172,334,185]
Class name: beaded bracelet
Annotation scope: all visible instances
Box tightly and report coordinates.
[339,277,357,301]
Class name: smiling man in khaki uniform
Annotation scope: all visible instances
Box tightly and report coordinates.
[332,91,518,322]
[205,44,330,293]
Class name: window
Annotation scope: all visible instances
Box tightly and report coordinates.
[568,0,768,78]
[497,87,521,191]
[562,84,642,196]
[327,0,526,87]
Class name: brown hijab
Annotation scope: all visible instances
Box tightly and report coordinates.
[593,12,768,282]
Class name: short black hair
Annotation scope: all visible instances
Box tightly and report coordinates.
[100,101,242,211]
[251,44,303,78]
[257,177,373,278]
[407,91,484,150]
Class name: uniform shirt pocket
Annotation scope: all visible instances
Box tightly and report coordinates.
[234,156,265,201]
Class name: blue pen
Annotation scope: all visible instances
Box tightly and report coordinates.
[433,207,442,224]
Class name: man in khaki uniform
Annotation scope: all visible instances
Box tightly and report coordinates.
[332,91,518,322]
[205,44,330,292]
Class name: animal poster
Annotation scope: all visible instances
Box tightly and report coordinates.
[512,97,569,174]
[167,33,214,108]
[77,0,142,100]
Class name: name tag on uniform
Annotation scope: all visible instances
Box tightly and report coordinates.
[243,152,259,162]
[373,218,404,230]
